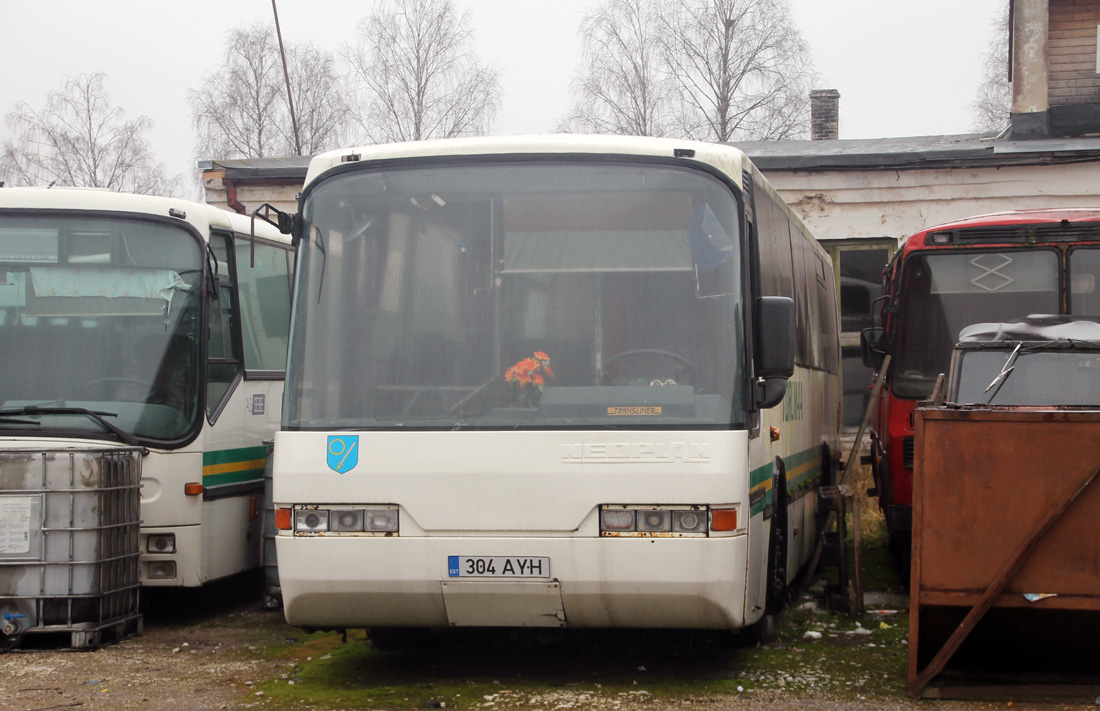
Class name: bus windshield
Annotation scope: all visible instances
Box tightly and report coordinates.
[893,250,1059,398]
[288,158,747,430]
[0,215,203,443]
[954,346,1100,406]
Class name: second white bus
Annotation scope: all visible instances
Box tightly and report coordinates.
[0,188,293,588]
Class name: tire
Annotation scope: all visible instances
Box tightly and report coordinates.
[367,627,432,651]
[0,631,25,651]
[745,611,777,645]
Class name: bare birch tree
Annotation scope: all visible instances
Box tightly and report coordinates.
[283,42,348,154]
[971,2,1011,133]
[658,0,815,142]
[564,0,815,141]
[559,0,672,136]
[1,73,180,194]
[188,22,346,160]
[344,0,500,144]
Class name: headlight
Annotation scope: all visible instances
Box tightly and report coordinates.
[599,505,717,536]
[601,509,635,531]
[292,506,399,535]
[636,509,672,532]
[147,560,177,579]
[365,509,399,532]
[146,533,176,554]
[329,509,364,532]
[672,510,706,533]
[295,509,329,532]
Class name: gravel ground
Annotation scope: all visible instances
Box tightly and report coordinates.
[4,592,1091,711]
[2,576,1097,711]
[2,593,287,711]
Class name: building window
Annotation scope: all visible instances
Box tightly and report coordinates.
[826,240,895,429]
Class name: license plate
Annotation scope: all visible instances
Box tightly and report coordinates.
[448,556,550,578]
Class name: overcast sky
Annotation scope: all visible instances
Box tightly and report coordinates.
[1,0,1005,192]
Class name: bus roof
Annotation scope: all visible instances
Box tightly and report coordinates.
[899,207,1100,253]
[0,186,288,245]
[303,134,751,190]
[958,315,1100,345]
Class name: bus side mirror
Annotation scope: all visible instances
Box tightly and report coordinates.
[860,327,886,369]
[755,296,794,409]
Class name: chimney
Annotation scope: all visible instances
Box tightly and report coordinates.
[810,89,840,140]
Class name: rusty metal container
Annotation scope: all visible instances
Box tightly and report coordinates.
[908,317,1100,697]
[908,407,1100,697]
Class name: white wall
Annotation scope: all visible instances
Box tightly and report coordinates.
[766,160,1100,242]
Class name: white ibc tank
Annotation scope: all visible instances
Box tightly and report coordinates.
[0,445,142,649]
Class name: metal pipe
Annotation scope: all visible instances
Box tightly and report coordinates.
[271,0,302,155]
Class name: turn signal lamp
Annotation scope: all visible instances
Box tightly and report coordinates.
[710,508,738,531]
[275,507,292,531]
[184,482,204,496]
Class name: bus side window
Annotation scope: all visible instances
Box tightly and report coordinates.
[207,232,242,420]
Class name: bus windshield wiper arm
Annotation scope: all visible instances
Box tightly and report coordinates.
[984,342,1022,396]
[0,416,42,426]
[0,406,140,446]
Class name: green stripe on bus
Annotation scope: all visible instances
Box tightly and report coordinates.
[202,467,265,488]
[203,445,268,467]
[749,444,824,517]
[750,461,773,489]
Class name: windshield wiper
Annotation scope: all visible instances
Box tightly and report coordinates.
[0,406,141,446]
[0,417,41,426]
[314,226,328,304]
[984,342,1022,400]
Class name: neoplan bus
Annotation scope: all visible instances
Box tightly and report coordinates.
[861,208,1100,561]
[0,188,294,587]
[272,135,841,637]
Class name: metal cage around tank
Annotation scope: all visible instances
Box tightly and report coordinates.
[0,446,143,650]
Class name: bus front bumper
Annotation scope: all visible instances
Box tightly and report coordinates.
[276,534,752,631]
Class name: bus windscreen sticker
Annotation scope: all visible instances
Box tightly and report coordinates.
[607,406,662,416]
[327,435,359,473]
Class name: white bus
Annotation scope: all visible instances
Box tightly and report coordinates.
[0,188,294,587]
[273,135,840,636]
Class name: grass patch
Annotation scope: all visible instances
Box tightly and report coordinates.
[252,461,915,709]
[733,595,910,701]
[252,602,912,710]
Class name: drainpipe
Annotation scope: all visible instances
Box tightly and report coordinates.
[224,177,247,215]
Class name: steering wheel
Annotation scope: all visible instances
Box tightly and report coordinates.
[600,349,695,385]
[86,377,171,404]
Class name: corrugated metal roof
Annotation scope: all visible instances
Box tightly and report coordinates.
[733,132,999,170]
[199,156,311,180]
[732,132,1100,171]
[197,131,1100,182]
